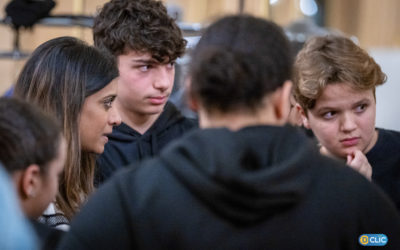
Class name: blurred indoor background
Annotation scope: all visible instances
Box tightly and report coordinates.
[0,0,399,130]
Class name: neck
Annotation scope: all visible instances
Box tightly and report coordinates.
[196,81,292,131]
[364,129,379,154]
[115,100,161,134]
[198,104,283,131]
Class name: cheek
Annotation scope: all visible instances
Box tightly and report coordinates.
[120,75,147,94]
[359,111,376,136]
[310,120,338,144]
[168,71,175,88]
[79,117,92,147]
[38,177,58,211]
[48,178,59,198]
[79,111,105,151]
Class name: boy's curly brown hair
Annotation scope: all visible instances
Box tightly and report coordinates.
[93,0,187,62]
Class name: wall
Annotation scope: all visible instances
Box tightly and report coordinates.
[370,49,400,131]
[0,0,399,131]
[0,0,107,94]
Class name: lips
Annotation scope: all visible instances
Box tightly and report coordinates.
[340,137,360,147]
[102,135,109,144]
[148,96,167,105]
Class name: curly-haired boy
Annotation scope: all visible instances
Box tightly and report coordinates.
[93,0,197,184]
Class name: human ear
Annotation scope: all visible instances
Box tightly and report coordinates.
[188,95,199,112]
[275,80,292,123]
[298,104,311,129]
[21,164,42,199]
[185,77,199,112]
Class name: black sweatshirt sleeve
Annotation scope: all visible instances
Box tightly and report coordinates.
[58,179,132,250]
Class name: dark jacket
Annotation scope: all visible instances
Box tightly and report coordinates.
[95,101,197,184]
[60,125,400,250]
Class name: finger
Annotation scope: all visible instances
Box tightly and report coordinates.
[347,150,365,171]
[351,150,372,180]
[346,154,353,165]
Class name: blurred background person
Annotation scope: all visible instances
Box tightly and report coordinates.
[0,97,64,249]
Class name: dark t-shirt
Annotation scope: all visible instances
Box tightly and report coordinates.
[367,128,400,211]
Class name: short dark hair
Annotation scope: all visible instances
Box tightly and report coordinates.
[189,15,292,114]
[93,0,187,62]
[0,97,62,175]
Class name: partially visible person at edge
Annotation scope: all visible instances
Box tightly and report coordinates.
[0,162,37,250]
[93,0,197,185]
[59,15,400,250]
[0,97,66,249]
[293,35,400,211]
[13,36,121,229]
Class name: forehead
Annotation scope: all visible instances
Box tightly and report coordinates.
[119,50,152,60]
[124,49,151,57]
[87,79,117,100]
[118,49,170,63]
[314,82,374,109]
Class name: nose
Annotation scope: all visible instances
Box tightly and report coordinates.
[153,65,173,92]
[108,106,121,126]
[340,112,357,132]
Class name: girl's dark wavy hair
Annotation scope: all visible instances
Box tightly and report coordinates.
[14,36,118,220]
[190,15,292,114]
[93,0,187,62]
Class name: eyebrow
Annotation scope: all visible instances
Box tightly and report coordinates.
[352,98,371,108]
[132,57,175,64]
[315,106,335,114]
[131,59,157,64]
[315,98,372,113]
[101,94,117,101]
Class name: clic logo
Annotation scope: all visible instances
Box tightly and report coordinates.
[359,234,388,246]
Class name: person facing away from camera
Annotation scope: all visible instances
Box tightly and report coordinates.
[93,0,197,185]
[13,36,121,228]
[293,35,400,211]
[59,15,400,250]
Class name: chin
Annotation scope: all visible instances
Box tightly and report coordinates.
[88,145,105,155]
[95,147,105,155]
[336,149,355,158]
[146,108,164,115]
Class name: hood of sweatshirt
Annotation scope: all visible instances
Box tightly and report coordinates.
[107,102,197,156]
[160,125,319,225]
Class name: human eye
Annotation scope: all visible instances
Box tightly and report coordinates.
[322,111,336,120]
[139,65,152,72]
[166,61,175,69]
[103,96,116,110]
[355,103,368,113]
[135,64,152,72]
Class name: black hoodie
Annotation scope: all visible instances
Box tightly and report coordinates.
[61,125,400,250]
[95,101,197,184]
